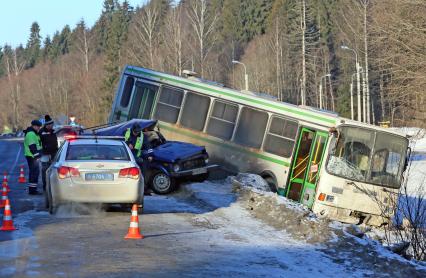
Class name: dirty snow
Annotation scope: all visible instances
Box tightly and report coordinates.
[185,178,426,276]
[231,173,271,192]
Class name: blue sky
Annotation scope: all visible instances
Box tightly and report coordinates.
[0,0,145,47]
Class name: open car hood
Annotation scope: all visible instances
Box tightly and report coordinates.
[85,119,205,162]
[88,119,157,136]
[153,141,205,162]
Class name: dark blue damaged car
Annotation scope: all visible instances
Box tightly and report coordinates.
[91,119,217,194]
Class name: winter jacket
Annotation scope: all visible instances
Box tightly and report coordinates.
[39,126,58,156]
[124,128,143,157]
[24,127,42,158]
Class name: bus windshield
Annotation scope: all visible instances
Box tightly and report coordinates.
[326,126,408,188]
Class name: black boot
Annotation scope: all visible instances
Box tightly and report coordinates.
[28,183,39,195]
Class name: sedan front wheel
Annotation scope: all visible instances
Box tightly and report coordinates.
[150,171,175,194]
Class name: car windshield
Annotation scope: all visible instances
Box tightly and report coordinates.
[326,126,408,188]
[66,144,130,161]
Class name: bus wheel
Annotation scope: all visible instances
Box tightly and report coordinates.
[263,176,278,193]
[150,171,175,194]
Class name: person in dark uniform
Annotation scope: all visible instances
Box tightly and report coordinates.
[24,120,43,194]
[39,115,58,192]
[124,123,152,195]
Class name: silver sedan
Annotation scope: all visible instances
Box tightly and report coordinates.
[45,138,144,214]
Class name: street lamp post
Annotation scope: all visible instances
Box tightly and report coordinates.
[341,45,361,122]
[350,72,356,120]
[232,60,248,91]
[319,73,331,110]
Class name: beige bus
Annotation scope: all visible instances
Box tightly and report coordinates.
[109,65,409,226]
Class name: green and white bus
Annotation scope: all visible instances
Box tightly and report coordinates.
[109,65,409,226]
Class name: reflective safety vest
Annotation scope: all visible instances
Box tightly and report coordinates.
[24,130,42,158]
[124,128,143,157]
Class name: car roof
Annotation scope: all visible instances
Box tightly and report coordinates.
[68,139,125,146]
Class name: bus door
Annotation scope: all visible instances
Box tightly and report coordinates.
[286,128,328,208]
[128,81,159,120]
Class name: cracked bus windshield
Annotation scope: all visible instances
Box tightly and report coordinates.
[326,126,408,188]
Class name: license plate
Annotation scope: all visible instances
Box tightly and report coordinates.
[85,173,114,181]
[192,168,207,175]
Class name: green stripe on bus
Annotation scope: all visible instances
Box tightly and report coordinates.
[127,67,337,125]
[158,123,290,167]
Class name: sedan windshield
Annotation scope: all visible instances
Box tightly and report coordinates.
[326,126,408,188]
[66,144,130,161]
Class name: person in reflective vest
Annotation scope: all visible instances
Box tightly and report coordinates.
[124,123,143,158]
[124,123,152,195]
[24,120,43,195]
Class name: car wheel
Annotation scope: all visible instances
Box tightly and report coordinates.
[150,171,175,194]
[47,188,57,215]
[44,190,49,209]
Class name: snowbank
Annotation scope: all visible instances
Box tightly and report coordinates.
[231,173,271,192]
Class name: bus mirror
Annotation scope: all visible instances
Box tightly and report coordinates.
[404,147,411,171]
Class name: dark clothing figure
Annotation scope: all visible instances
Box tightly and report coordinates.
[39,127,58,156]
[24,120,42,194]
[40,115,58,192]
[26,156,40,187]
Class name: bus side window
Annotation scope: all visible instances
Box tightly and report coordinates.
[180,92,211,131]
[234,107,268,149]
[263,116,298,157]
[206,100,238,140]
[120,76,134,108]
[154,86,184,123]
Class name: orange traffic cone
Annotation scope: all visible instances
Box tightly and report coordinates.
[18,166,26,183]
[0,199,16,231]
[124,204,143,239]
[3,172,10,192]
[0,184,7,208]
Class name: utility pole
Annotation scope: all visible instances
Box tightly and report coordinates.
[300,0,306,106]
[232,60,249,91]
[341,45,361,122]
[362,0,371,124]
[350,72,356,120]
[362,69,367,123]
[357,64,362,122]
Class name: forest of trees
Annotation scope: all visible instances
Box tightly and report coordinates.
[0,0,424,130]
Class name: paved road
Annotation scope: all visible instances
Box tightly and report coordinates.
[0,139,425,278]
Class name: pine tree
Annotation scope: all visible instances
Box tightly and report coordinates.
[42,36,52,61]
[49,31,61,60]
[25,22,41,68]
[240,0,274,42]
[0,46,4,77]
[59,25,72,55]
[92,0,118,53]
[102,1,133,112]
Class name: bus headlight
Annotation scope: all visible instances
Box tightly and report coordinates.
[173,164,180,172]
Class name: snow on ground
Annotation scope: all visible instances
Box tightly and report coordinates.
[183,177,426,276]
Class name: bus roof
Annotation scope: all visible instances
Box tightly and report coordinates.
[122,65,408,139]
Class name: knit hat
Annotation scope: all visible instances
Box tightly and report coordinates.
[44,115,54,125]
[31,120,42,127]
